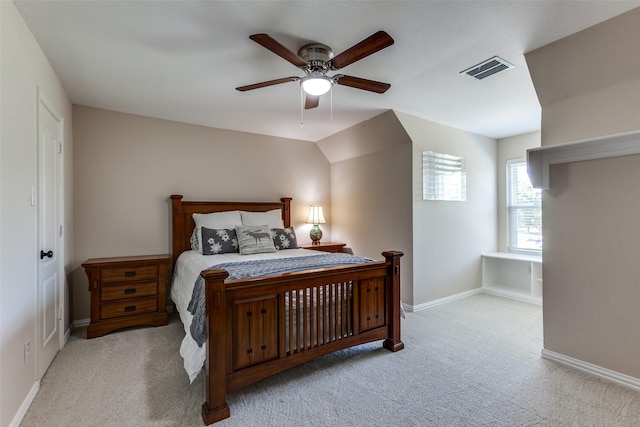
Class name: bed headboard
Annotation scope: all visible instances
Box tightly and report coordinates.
[170,195,292,265]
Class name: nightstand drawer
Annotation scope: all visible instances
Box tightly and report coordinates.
[101,264,158,284]
[100,297,158,320]
[100,281,158,302]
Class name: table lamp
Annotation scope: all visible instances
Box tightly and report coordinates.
[306,205,326,245]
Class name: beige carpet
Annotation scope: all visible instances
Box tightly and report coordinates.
[21,294,640,426]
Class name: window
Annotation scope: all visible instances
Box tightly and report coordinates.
[507,158,541,252]
[422,151,466,201]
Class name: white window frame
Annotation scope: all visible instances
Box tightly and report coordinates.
[507,158,542,253]
[422,151,466,201]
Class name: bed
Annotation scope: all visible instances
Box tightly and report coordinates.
[170,195,404,425]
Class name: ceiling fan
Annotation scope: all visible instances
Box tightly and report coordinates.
[236,31,394,109]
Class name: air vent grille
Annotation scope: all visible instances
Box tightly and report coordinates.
[461,56,514,80]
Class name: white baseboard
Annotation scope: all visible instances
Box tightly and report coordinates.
[404,288,482,312]
[541,349,640,391]
[481,288,542,305]
[9,381,39,427]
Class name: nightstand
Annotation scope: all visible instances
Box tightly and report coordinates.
[83,254,171,338]
[299,242,346,253]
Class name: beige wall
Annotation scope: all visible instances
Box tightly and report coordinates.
[1,2,73,426]
[322,110,499,309]
[72,106,330,320]
[545,156,640,377]
[316,110,412,164]
[396,112,498,307]
[497,131,541,252]
[526,8,640,379]
[321,112,414,305]
[526,8,640,146]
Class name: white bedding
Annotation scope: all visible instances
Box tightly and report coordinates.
[171,248,324,382]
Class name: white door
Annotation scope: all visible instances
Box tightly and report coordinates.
[38,96,62,378]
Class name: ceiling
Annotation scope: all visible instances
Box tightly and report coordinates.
[15,1,640,142]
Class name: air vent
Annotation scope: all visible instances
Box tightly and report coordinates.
[460,56,514,80]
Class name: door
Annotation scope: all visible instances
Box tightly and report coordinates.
[38,96,62,378]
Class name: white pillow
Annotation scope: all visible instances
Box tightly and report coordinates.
[193,211,242,254]
[240,209,284,228]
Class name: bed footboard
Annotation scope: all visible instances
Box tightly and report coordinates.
[200,251,403,425]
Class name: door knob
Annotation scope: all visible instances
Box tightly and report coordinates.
[40,250,53,259]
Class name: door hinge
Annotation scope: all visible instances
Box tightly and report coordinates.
[58,141,63,154]
[58,306,63,320]
[59,225,63,237]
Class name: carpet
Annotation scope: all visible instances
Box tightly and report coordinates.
[21,294,640,426]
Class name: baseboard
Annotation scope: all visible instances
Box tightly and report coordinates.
[541,349,640,391]
[73,318,90,329]
[481,288,542,305]
[404,288,482,312]
[64,326,71,345]
[8,380,39,427]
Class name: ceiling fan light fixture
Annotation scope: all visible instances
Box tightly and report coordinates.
[301,75,332,96]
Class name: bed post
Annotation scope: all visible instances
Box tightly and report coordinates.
[170,195,185,266]
[382,251,404,352]
[280,197,292,227]
[200,269,231,425]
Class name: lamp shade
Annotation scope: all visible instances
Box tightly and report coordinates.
[301,75,332,96]
[306,205,326,224]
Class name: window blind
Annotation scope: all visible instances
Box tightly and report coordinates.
[422,151,466,201]
[506,158,542,252]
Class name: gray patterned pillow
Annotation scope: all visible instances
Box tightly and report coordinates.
[201,227,239,255]
[236,225,277,255]
[271,227,298,250]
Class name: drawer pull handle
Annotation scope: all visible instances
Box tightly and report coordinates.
[124,305,136,312]
[124,271,137,277]
[124,288,136,295]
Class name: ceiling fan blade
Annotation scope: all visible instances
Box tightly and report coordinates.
[305,95,319,109]
[249,34,308,68]
[333,75,391,93]
[236,77,299,91]
[328,31,394,70]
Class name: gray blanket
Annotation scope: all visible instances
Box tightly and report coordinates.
[186,253,373,346]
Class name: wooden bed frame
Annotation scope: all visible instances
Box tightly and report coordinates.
[170,195,404,425]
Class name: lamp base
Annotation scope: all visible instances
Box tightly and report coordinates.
[309,224,323,245]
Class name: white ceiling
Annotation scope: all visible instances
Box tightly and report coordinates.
[15,1,640,142]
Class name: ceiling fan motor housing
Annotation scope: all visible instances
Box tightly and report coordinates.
[298,43,334,71]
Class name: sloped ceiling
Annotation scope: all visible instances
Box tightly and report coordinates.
[14,1,640,142]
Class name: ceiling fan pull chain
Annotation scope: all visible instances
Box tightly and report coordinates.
[330,86,333,123]
[300,86,304,128]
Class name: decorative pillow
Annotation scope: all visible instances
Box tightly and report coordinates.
[240,209,284,228]
[201,227,239,255]
[236,225,277,255]
[271,227,298,250]
[193,211,242,254]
